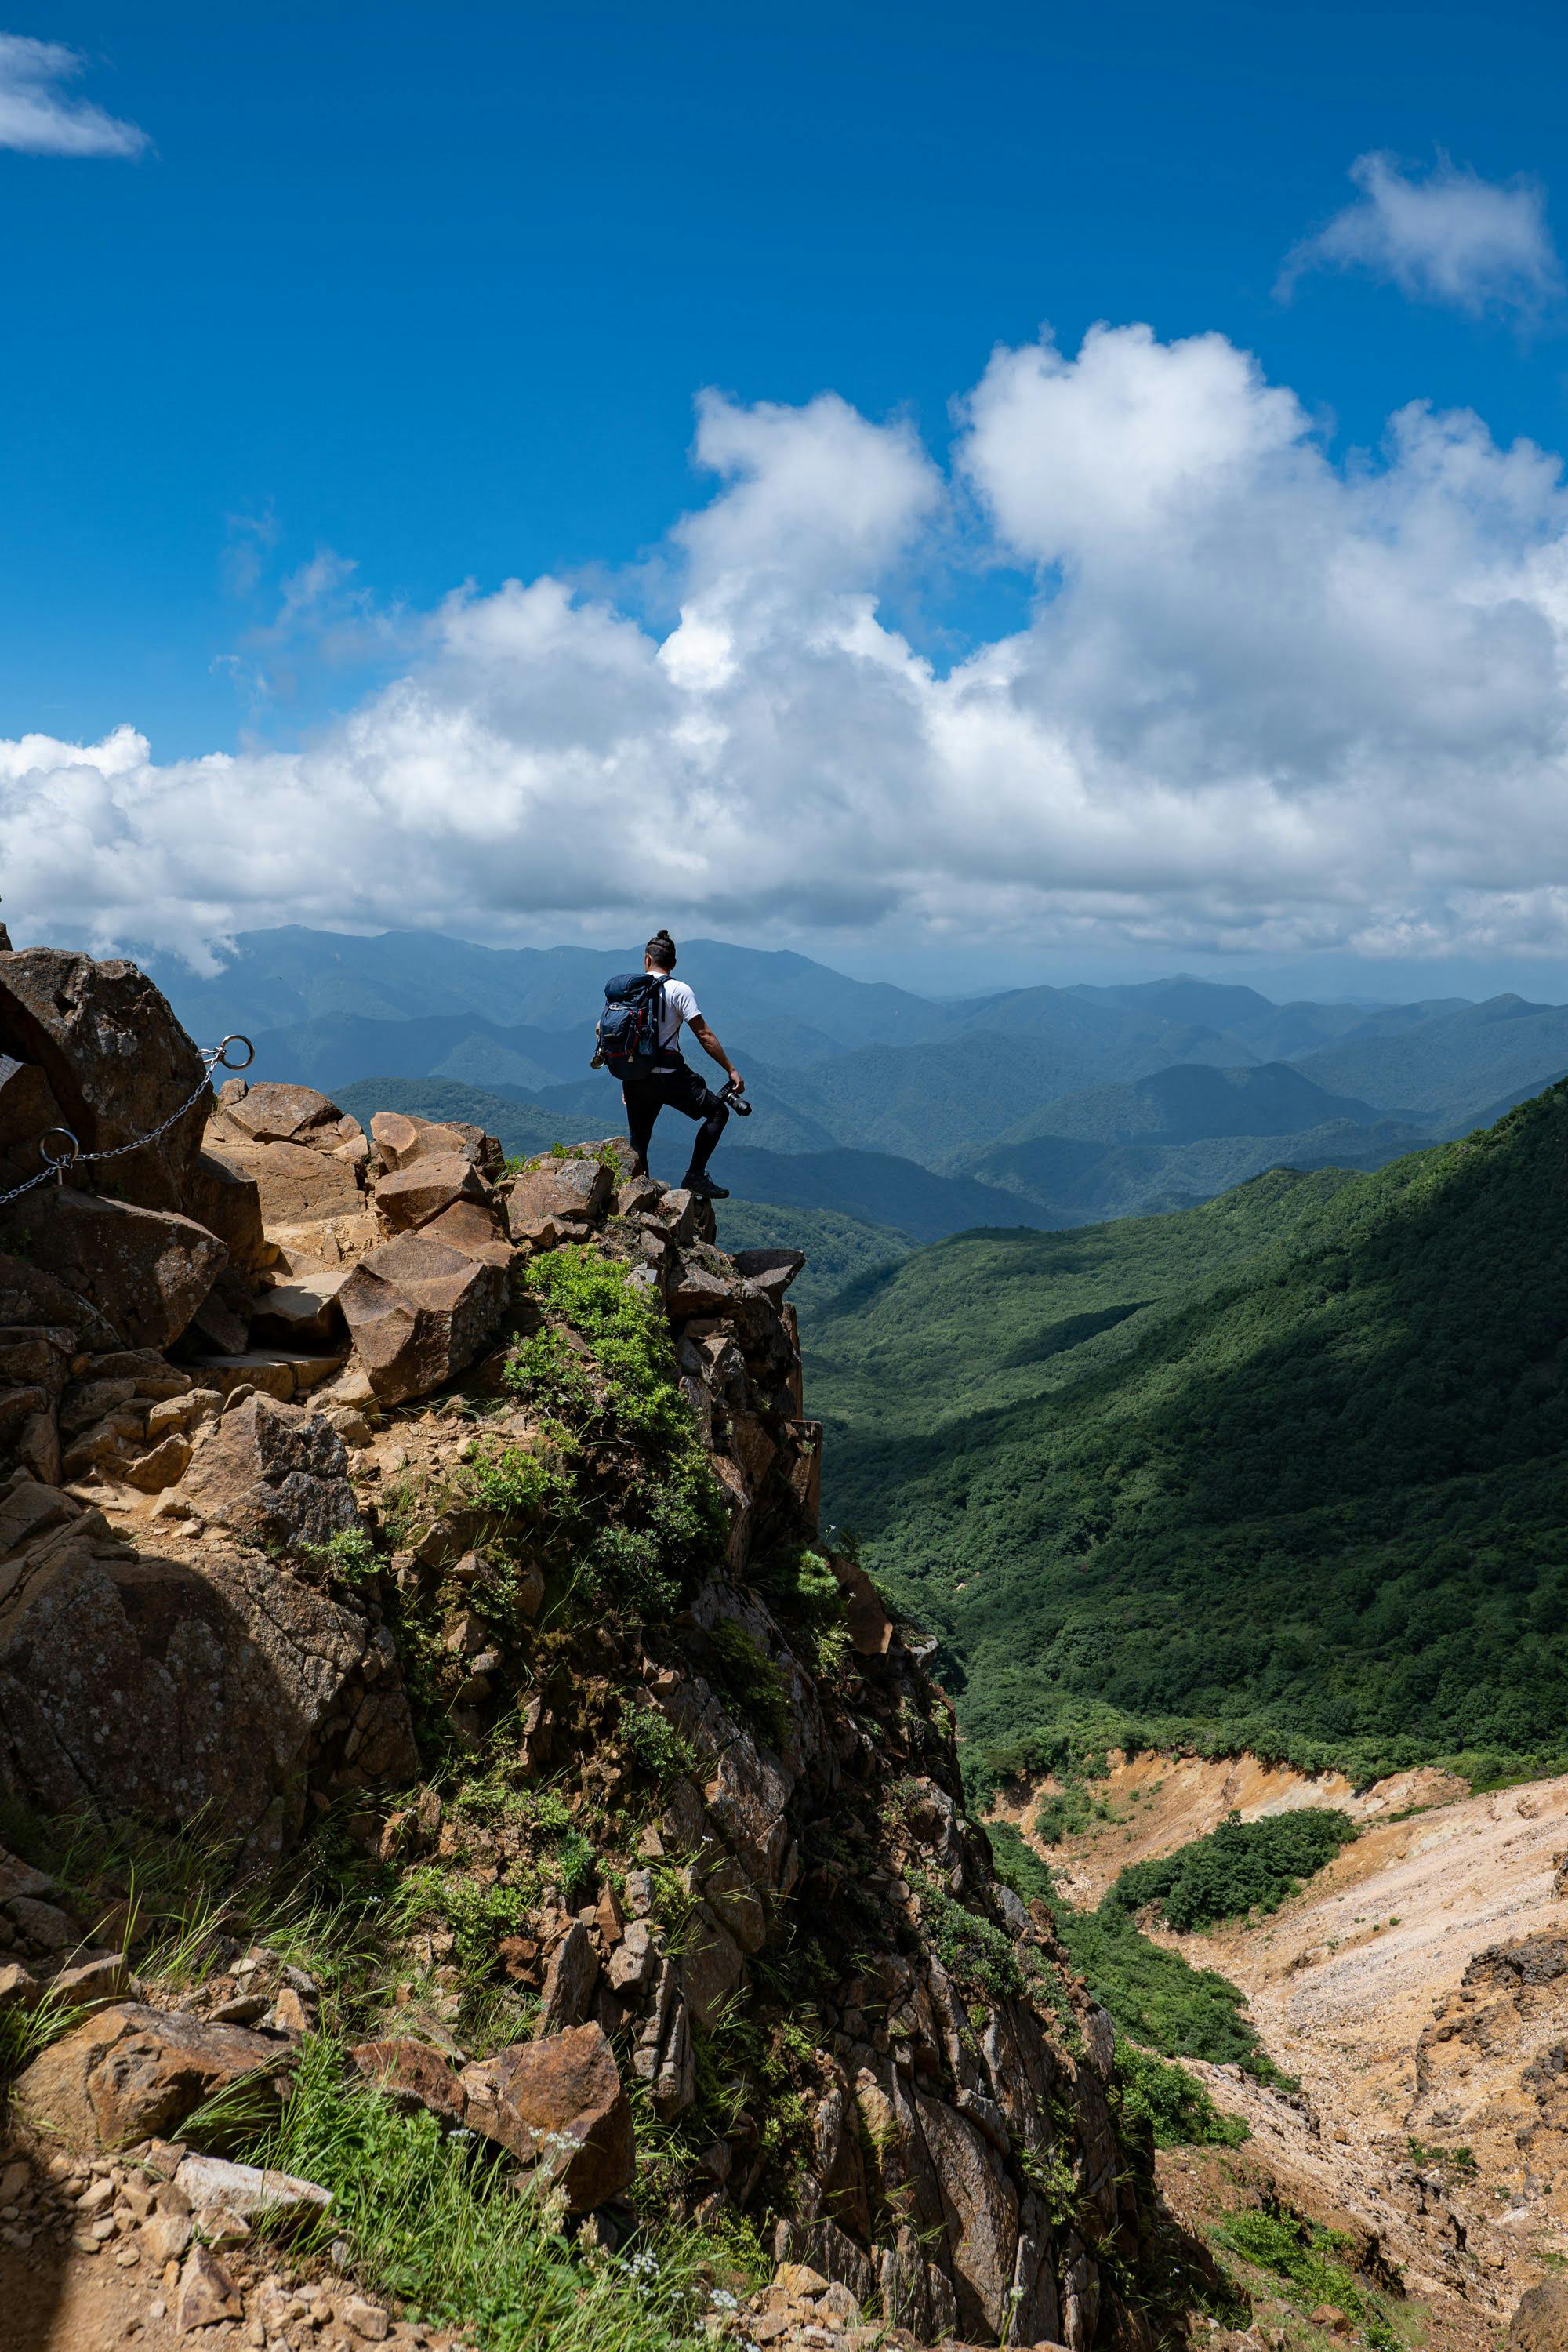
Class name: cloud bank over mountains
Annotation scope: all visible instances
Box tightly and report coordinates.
[8,320,1568,968]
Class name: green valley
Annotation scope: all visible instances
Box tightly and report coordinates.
[812,1083,1568,1791]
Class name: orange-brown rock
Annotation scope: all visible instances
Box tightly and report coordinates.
[459,2023,633,2212]
[178,1392,362,1548]
[338,1232,506,1405]
[10,2002,292,2151]
[374,1152,489,1233]
[350,2035,467,2127]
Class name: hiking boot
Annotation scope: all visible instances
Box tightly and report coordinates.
[682,1173,728,1199]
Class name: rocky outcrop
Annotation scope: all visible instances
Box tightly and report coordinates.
[0,947,1165,2348]
[0,949,212,1214]
[0,1472,415,1842]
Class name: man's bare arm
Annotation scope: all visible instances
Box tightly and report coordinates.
[689,1016,743,1092]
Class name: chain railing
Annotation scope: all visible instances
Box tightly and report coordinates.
[0,1034,255,1212]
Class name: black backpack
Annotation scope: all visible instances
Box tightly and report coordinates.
[594,971,666,1078]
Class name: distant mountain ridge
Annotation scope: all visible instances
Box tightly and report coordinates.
[147,924,1568,1235]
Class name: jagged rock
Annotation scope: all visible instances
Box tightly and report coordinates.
[181,1348,344,1403]
[829,1550,895,1657]
[375,1152,490,1233]
[10,2002,292,2151]
[370,1112,499,1176]
[420,1198,513,1265]
[350,2035,468,2126]
[178,1392,362,1548]
[539,1920,601,2033]
[0,1479,416,1836]
[667,1254,735,1319]
[633,1957,695,2117]
[0,1189,227,1351]
[459,2023,634,2212]
[177,2244,245,2329]
[249,1269,350,1347]
[0,1960,39,2009]
[731,1247,808,1299]
[679,1903,747,2031]
[338,1232,507,1405]
[0,1251,117,1350]
[0,949,212,1214]
[267,1207,383,1272]
[505,1156,613,1243]
[210,1082,347,1148]
[205,1134,364,1226]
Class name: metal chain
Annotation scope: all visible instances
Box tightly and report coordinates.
[0,1034,255,1212]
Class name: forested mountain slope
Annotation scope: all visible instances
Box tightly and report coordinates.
[813,1084,1568,1790]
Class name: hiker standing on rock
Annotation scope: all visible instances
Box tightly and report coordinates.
[594,929,746,1198]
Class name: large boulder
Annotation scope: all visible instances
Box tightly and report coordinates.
[459,2024,633,2212]
[0,1251,117,1350]
[0,1052,67,1193]
[0,1189,227,1352]
[203,1136,363,1227]
[209,1082,348,1149]
[10,2002,292,2151]
[350,2026,633,2212]
[374,1152,490,1234]
[370,1112,501,1177]
[0,1473,416,1838]
[338,1233,507,1406]
[178,1392,361,1548]
[0,950,212,1214]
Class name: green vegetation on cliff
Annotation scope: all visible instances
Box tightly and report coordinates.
[815,1083,1568,1788]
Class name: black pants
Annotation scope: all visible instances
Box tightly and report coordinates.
[623,1058,729,1179]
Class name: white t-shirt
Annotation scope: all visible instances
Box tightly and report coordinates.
[655,977,701,1051]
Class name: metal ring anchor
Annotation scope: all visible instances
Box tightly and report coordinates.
[214,1035,255,1070]
[39,1127,81,1184]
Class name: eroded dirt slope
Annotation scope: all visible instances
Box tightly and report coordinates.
[1006,1754,1568,2338]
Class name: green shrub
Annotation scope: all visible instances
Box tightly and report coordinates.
[1219,2209,1395,2343]
[619,1705,696,1786]
[986,1820,1285,2080]
[495,1247,728,1617]
[1109,1809,1358,1933]
[299,1527,380,1588]
[1032,1785,1094,1844]
[1111,2045,1248,2150]
[753,1545,853,1675]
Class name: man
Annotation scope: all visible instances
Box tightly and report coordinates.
[623,929,746,1198]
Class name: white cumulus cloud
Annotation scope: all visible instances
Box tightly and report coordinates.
[1281,151,1562,316]
[0,32,147,158]
[9,325,1568,969]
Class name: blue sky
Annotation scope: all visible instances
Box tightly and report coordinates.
[7,2,1568,993]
